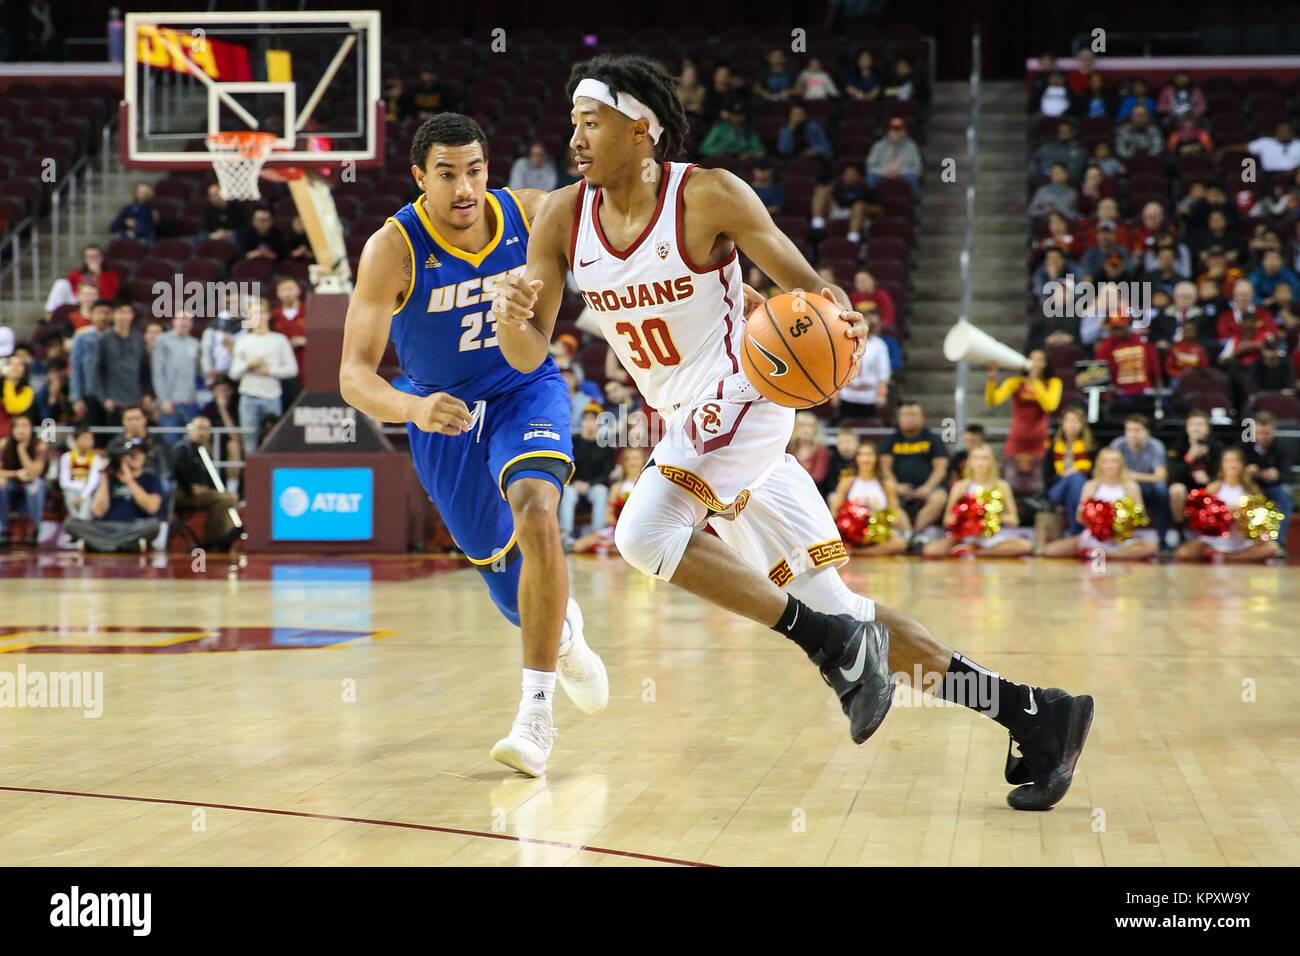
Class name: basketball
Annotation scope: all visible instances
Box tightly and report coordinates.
[740,291,856,408]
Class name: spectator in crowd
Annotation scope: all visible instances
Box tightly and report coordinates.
[849,271,896,332]
[508,142,558,193]
[1176,179,1207,224]
[0,414,47,546]
[36,280,99,352]
[58,425,105,526]
[35,356,73,425]
[1043,406,1094,535]
[1090,140,1126,180]
[1248,177,1298,223]
[777,101,832,162]
[833,311,891,420]
[1036,210,1080,258]
[1166,408,1223,538]
[68,299,111,432]
[560,367,591,425]
[1029,54,1057,107]
[0,353,34,440]
[120,403,171,494]
[754,48,797,101]
[1115,77,1155,122]
[1245,223,1283,270]
[560,403,615,548]
[1096,311,1163,413]
[1033,246,1076,299]
[45,245,119,318]
[795,56,839,100]
[866,117,921,196]
[200,375,243,495]
[1218,278,1278,359]
[1029,163,1078,219]
[171,415,242,549]
[1109,413,1171,546]
[699,102,764,158]
[1024,287,1081,354]
[97,301,145,429]
[882,56,917,101]
[811,164,875,241]
[676,60,706,118]
[382,75,404,122]
[820,426,861,499]
[152,310,201,445]
[828,442,910,556]
[1167,114,1212,156]
[787,411,830,487]
[1036,70,1071,117]
[1115,103,1163,158]
[1156,70,1206,121]
[284,215,311,260]
[229,298,297,452]
[702,64,743,125]
[1243,410,1293,547]
[1249,121,1300,175]
[1187,181,1239,233]
[924,445,1031,558]
[845,49,881,100]
[986,349,1062,457]
[1076,164,1114,218]
[1272,281,1300,349]
[1028,119,1086,186]
[1077,71,1113,119]
[402,69,452,120]
[139,319,164,419]
[63,437,163,553]
[878,402,949,547]
[109,182,159,242]
[570,446,647,555]
[1249,248,1300,305]
[1248,334,1297,397]
[1067,49,1098,96]
[200,181,246,241]
[1079,220,1130,282]
[272,277,308,405]
[1173,447,1282,562]
[1041,446,1160,560]
[239,207,286,260]
[555,147,583,188]
[1130,202,1191,275]
[948,423,988,483]
[1192,212,1245,266]
[200,311,242,390]
[749,160,784,215]
[1142,240,1186,296]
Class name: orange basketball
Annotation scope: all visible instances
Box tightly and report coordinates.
[740,291,856,408]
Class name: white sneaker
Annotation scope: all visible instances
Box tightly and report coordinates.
[557,598,608,714]
[490,707,556,777]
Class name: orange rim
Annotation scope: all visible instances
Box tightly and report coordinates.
[206,131,277,158]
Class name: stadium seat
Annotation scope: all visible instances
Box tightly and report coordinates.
[106,238,149,262]
[180,258,223,284]
[196,238,238,262]
[1250,392,1300,423]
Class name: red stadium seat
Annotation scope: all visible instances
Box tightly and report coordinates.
[230,257,276,285]
[196,238,238,262]
[151,238,194,263]
[1251,392,1300,423]
[180,258,223,284]
[106,238,149,262]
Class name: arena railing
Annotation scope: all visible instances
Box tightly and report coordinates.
[952,21,980,437]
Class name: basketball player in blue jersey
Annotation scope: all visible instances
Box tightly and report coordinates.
[340,114,608,777]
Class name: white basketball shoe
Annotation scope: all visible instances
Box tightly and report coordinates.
[556,598,608,714]
[491,707,557,777]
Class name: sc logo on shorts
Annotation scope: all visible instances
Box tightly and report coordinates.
[698,402,723,435]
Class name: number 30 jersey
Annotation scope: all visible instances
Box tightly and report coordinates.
[388,188,555,402]
[570,162,745,415]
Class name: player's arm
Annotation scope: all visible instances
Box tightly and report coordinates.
[493,185,580,373]
[511,188,548,226]
[339,223,473,434]
[691,167,869,364]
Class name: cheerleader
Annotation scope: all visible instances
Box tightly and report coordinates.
[572,446,646,554]
[829,442,909,556]
[1042,447,1158,559]
[1173,447,1281,562]
[924,445,1032,557]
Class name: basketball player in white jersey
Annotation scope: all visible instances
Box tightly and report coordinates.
[493,54,1092,810]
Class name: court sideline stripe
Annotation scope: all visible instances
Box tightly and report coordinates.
[0,785,713,867]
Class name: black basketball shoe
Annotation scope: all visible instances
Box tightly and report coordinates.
[814,618,894,744]
[1005,687,1094,811]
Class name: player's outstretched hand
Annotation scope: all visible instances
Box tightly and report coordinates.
[491,275,545,332]
[741,282,765,316]
[410,392,475,435]
[822,286,868,380]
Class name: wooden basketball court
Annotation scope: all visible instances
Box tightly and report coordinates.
[0,552,1296,866]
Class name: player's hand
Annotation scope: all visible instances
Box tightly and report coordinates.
[409,392,474,435]
[492,275,544,332]
[741,282,765,316]
[822,286,868,379]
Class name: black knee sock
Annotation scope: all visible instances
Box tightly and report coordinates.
[772,595,854,662]
[940,651,1038,738]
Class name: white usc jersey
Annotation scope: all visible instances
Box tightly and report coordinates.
[570,162,745,414]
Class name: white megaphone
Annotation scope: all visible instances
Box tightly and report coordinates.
[942,320,1030,370]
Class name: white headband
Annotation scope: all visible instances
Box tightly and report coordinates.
[572,78,663,144]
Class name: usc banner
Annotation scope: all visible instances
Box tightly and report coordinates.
[136,25,252,82]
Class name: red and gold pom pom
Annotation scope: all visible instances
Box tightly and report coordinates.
[1185,488,1232,536]
[864,507,895,545]
[973,487,1005,536]
[1081,499,1116,541]
[1111,495,1148,542]
[836,501,872,546]
[1237,494,1283,541]
[947,494,986,539]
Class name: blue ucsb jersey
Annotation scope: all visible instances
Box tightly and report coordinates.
[387,187,548,401]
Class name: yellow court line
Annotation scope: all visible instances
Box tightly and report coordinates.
[0,630,212,654]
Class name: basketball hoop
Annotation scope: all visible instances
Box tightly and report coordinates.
[206,131,278,200]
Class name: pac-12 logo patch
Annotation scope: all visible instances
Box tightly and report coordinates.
[656,240,671,259]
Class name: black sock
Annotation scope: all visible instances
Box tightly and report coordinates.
[772,595,852,662]
[940,652,1038,738]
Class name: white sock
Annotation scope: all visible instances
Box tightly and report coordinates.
[520,668,556,714]
[786,566,873,622]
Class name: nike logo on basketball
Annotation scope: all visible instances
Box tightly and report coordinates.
[1024,689,1038,715]
[840,634,868,682]
[751,337,789,376]
[579,257,601,267]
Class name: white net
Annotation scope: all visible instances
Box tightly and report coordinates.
[206,132,277,201]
